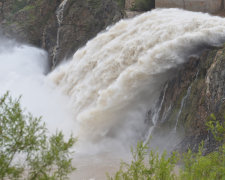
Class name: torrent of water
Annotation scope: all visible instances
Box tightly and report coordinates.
[2,8,225,179]
[52,0,68,67]
[50,9,225,148]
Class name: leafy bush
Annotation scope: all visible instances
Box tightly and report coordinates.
[180,143,225,180]
[108,142,178,180]
[131,0,155,11]
[206,113,225,143]
[0,92,76,180]
[110,114,225,180]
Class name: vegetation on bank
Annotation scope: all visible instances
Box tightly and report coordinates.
[109,114,225,180]
[1,92,225,180]
[0,92,76,180]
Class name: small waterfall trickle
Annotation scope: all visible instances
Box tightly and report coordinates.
[42,27,46,49]
[144,83,168,145]
[174,85,192,131]
[52,0,68,67]
[174,70,200,131]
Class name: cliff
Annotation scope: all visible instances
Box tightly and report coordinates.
[0,0,123,67]
[148,45,225,153]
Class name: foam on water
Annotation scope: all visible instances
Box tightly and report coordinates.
[49,8,225,148]
[1,8,225,179]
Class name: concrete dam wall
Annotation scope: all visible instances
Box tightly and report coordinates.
[155,0,223,13]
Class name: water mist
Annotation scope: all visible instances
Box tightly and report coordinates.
[2,8,225,179]
[50,8,225,149]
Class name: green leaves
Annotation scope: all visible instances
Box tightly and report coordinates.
[206,113,225,142]
[26,131,76,180]
[180,144,225,180]
[0,92,76,180]
[110,113,225,180]
[108,142,178,180]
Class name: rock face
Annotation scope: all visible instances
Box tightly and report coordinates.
[0,0,61,47]
[0,0,123,67]
[48,0,123,67]
[125,0,135,9]
[149,45,225,153]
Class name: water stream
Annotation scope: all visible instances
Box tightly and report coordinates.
[174,69,200,131]
[144,83,168,145]
[52,0,68,67]
[1,8,225,179]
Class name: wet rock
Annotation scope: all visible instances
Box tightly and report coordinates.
[0,0,123,68]
[45,0,124,67]
[149,45,225,153]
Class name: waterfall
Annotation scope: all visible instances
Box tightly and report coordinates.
[144,83,168,145]
[174,85,192,131]
[49,8,225,146]
[2,8,225,179]
[174,70,199,131]
[52,0,68,67]
[0,38,75,137]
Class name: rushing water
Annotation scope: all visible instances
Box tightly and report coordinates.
[50,8,225,145]
[1,8,225,179]
[0,37,76,136]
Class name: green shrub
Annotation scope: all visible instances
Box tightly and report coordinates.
[110,113,225,180]
[131,0,155,11]
[108,142,179,180]
[0,92,76,180]
[206,113,225,143]
[180,142,225,180]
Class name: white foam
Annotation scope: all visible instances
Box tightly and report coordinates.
[50,9,225,147]
[0,38,76,137]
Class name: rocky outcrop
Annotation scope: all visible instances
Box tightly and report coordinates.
[46,0,123,67]
[149,45,225,153]
[0,0,123,67]
[0,0,60,46]
[125,0,135,9]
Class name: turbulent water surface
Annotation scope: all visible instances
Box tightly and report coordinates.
[1,8,225,179]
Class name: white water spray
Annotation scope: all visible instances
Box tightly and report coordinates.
[50,8,225,146]
[0,37,75,136]
[144,83,168,145]
[2,8,225,179]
